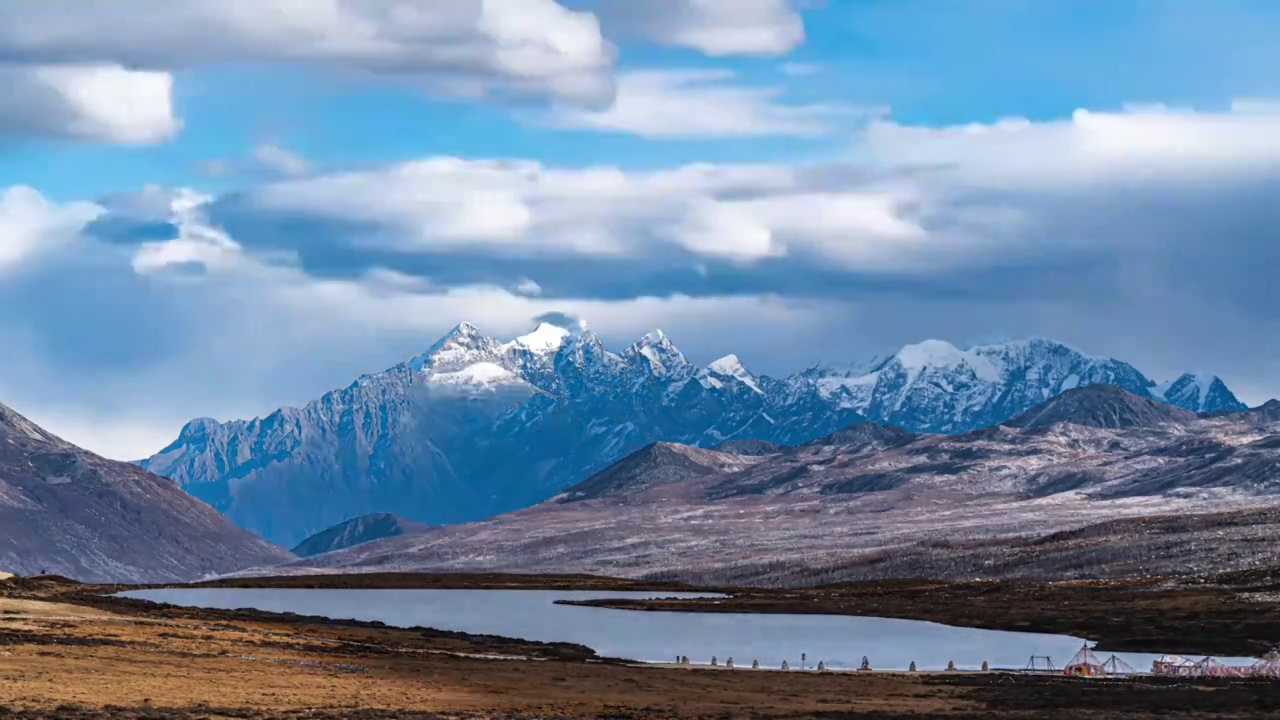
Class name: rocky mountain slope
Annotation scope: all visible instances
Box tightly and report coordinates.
[291,513,432,557]
[142,322,1248,546]
[285,386,1280,585]
[0,401,292,582]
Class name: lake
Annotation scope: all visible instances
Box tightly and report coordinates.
[119,588,1253,672]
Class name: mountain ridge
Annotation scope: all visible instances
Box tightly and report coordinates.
[291,513,433,557]
[285,390,1280,585]
[1004,384,1201,430]
[141,322,1251,546]
[0,401,292,582]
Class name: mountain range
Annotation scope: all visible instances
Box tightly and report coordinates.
[0,401,291,582]
[140,322,1249,547]
[282,385,1280,585]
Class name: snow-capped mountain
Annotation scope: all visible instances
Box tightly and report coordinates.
[805,337,1244,432]
[140,323,1250,546]
[1154,372,1247,415]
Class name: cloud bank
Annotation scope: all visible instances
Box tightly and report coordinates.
[0,0,821,144]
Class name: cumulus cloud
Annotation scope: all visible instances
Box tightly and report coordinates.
[159,102,1280,303]
[0,63,179,143]
[594,0,805,55]
[211,158,933,269]
[0,186,102,272]
[542,69,860,138]
[0,0,614,102]
[0,0,615,143]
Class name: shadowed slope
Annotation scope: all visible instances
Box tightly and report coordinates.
[0,401,292,582]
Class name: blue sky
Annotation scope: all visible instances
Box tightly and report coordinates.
[3,0,1280,458]
[11,0,1280,200]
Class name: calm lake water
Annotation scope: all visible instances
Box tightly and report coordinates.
[119,588,1253,672]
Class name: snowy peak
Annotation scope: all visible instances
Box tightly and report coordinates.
[895,339,964,369]
[707,354,763,394]
[1155,372,1247,413]
[437,321,484,347]
[625,329,692,377]
[891,339,1001,382]
[411,321,503,372]
[510,323,571,355]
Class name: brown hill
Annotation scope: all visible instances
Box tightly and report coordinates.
[0,401,293,582]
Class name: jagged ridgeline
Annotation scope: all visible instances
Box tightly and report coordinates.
[140,322,1247,546]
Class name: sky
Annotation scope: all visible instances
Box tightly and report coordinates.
[3,0,1280,460]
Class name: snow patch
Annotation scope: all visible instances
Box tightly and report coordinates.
[893,340,1002,383]
[429,362,520,387]
[510,323,570,354]
[708,354,762,394]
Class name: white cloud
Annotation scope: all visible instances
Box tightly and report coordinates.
[594,0,804,55]
[0,63,179,143]
[0,1,614,102]
[252,144,311,177]
[231,155,932,270]
[514,277,544,296]
[0,186,103,273]
[543,69,858,138]
[202,101,1280,276]
[0,0,615,143]
[864,105,1280,190]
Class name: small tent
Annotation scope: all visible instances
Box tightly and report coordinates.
[1064,645,1106,677]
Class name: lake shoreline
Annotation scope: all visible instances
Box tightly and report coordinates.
[85,568,1280,658]
[6,573,1280,718]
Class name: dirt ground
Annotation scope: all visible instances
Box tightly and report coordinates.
[4,574,1280,719]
